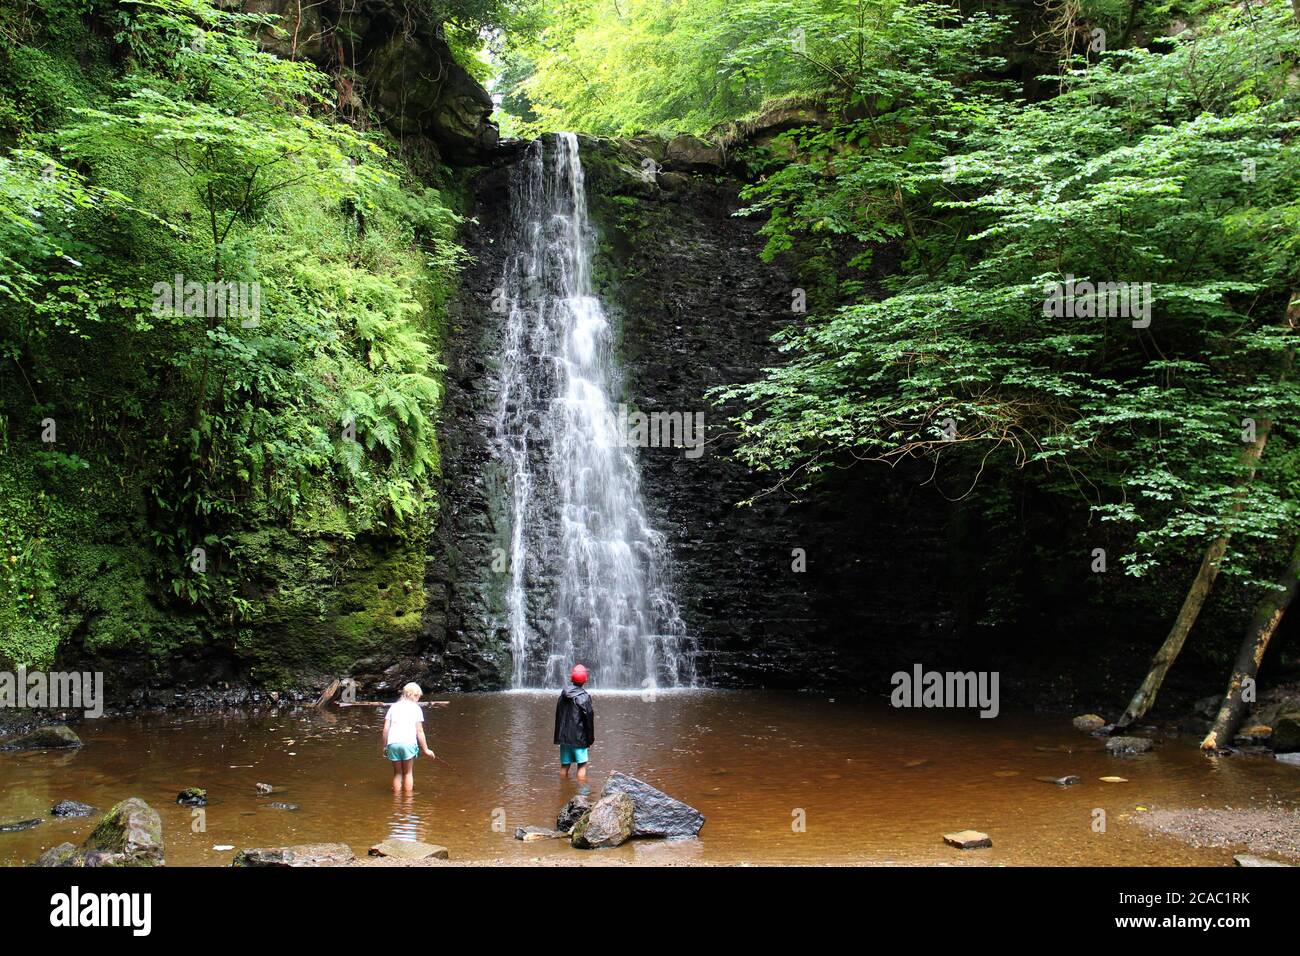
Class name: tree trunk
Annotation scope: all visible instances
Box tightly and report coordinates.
[1117,293,1298,727]
[1115,419,1271,727]
[1200,535,1300,750]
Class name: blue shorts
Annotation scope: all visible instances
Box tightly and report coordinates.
[560,745,589,766]
[385,743,419,761]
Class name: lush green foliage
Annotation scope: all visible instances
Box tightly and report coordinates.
[0,0,461,668]
[714,2,1300,584]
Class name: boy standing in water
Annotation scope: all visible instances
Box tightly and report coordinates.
[554,664,595,780]
[383,682,435,792]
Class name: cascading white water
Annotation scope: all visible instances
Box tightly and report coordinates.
[493,133,692,691]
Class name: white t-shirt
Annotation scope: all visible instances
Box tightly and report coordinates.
[385,698,424,747]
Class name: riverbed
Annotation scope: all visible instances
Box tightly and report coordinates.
[2,690,1296,866]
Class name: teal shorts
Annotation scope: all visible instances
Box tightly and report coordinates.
[385,743,419,761]
[560,745,589,766]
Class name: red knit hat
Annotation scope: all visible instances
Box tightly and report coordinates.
[570,664,588,685]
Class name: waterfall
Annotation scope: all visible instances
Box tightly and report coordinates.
[493,133,693,691]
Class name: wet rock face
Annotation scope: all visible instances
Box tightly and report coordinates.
[430,134,961,690]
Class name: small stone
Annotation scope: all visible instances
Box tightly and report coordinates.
[233,843,354,867]
[943,830,992,849]
[176,787,207,806]
[1234,854,1291,867]
[515,825,566,841]
[1099,776,1128,783]
[1072,714,1106,732]
[1036,775,1081,786]
[368,840,449,861]
[267,801,299,811]
[50,800,96,817]
[254,783,273,794]
[1106,736,1154,755]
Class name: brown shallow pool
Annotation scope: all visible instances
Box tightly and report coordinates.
[2,690,1296,866]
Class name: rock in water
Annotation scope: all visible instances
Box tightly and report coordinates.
[0,819,42,832]
[1275,753,1300,767]
[600,771,706,837]
[254,783,274,794]
[1036,775,1082,786]
[176,787,207,807]
[1099,776,1128,783]
[1234,854,1291,867]
[515,826,566,842]
[368,841,449,861]
[32,843,78,867]
[80,797,164,866]
[1271,715,1300,751]
[1072,714,1106,732]
[556,794,591,833]
[571,793,635,849]
[267,802,299,811]
[1,724,83,751]
[50,800,96,818]
[943,830,992,849]
[233,843,355,867]
[1106,736,1155,755]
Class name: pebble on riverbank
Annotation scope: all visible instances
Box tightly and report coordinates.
[943,830,992,849]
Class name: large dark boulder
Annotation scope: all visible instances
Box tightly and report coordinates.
[571,793,635,849]
[601,772,705,838]
[77,797,164,867]
[233,843,355,867]
[1,724,83,750]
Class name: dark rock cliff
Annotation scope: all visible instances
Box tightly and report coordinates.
[424,135,968,692]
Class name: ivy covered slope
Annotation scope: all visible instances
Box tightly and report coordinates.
[0,0,466,690]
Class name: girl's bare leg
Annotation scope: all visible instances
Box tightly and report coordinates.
[391,760,403,793]
[402,758,415,791]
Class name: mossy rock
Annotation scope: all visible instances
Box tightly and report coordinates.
[1,724,83,751]
[80,797,164,866]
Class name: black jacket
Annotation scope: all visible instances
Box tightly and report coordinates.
[553,685,595,748]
